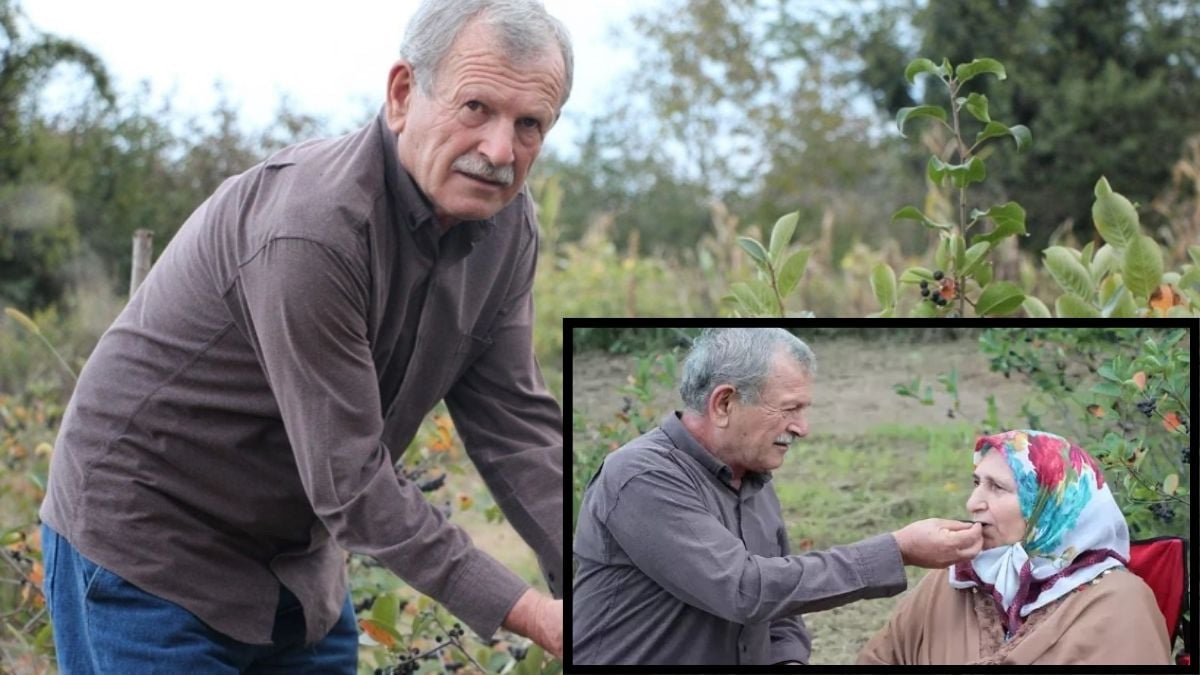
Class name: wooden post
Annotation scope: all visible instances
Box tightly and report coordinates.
[130,229,154,297]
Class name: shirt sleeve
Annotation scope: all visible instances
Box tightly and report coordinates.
[769,615,810,664]
[769,527,812,664]
[236,237,528,639]
[444,222,564,603]
[603,469,906,625]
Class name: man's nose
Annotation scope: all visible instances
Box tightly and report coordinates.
[787,417,808,438]
[478,121,515,168]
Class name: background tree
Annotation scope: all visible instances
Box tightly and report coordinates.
[0,0,112,307]
[853,0,1200,251]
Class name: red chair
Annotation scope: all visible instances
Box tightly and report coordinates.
[1127,536,1191,666]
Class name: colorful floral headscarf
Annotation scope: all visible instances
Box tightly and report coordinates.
[948,430,1130,637]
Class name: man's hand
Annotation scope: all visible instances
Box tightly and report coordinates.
[502,589,562,661]
[892,518,983,568]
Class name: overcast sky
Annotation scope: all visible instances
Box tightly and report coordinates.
[20,0,644,155]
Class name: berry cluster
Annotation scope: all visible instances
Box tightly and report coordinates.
[919,270,956,307]
[1136,398,1157,418]
[374,624,467,675]
[1150,502,1175,523]
[1182,445,1192,465]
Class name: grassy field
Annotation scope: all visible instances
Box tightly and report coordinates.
[773,423,979,664]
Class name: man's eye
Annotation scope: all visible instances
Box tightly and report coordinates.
[518,117,542,131]
[465,100,483,112]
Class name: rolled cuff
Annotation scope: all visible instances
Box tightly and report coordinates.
[440,548,531,639]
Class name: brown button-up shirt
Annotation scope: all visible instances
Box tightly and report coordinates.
[572,412,906,665]
[40,108,563,646]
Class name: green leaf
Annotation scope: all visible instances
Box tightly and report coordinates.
[870,262,897,311]
[951,234,966,270]
[768,212,799,266]
[737,237,770,269]
[899,267,935,284]
[974,260,993,287]
[975,281,1025,316]
[963,93,990,123]
[1092,177,1140,250]
[729,282,767,315]
[975,121,1009,144]
[961,241,991,276]
[1043,246,1094,300]
[1180,266,1200,293]
[1091,381,1123,398]
[371,593,399,628]
[896,105,947,137]
[947,156,986,189]
[911,300,938,317]
[905,58,943,84]
[1123,235,1164,302]
[927,156,949,185]
[1091,243,1120,280]
[955,58,1006,83]
[487,652,511,673]
[1188,245,1200,268]
[1021,296,1051,318]
[970,202,1027,246]
[1008,124,1032,152]
[935,234,951,271]
[892,205,952,231]
[1100,286,1138,318]
[1079,241,1095,268]
[777,249,812,298]
[1055,294,1099,318]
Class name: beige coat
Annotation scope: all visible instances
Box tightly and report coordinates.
[857,567,1172,665]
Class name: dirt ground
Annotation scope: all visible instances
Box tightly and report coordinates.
[571,333,1039,437]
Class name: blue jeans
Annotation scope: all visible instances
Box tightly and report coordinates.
[41,524,358,674]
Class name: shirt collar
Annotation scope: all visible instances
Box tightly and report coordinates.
[661,411,772,493]
[375,107,496,247]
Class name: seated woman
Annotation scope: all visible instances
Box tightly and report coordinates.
[858,429,1171,665]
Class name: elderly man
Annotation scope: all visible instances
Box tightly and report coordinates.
[572,328,983,665]
[39,1,565,671]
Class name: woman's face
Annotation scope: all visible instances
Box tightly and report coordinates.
[966,449,1028,549]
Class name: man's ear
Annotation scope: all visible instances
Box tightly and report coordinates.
[385,60,417,134]
[708,385,736,428]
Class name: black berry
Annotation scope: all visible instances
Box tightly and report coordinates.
[1150,503,1175,523]
[1136,399,1156,417]
[921,287,931,297]
[933,270,945,280]
[920,280,929,290]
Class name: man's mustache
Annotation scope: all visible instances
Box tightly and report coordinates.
[452,153,514,187]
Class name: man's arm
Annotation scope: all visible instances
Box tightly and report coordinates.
[237,238,529,640]
[443,209,563,600]
[598,464,907,626]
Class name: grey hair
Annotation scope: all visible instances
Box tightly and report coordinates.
[400,0,574,109]
[680,328,816,414]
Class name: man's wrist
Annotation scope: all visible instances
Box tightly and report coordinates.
[502,589,544,644]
